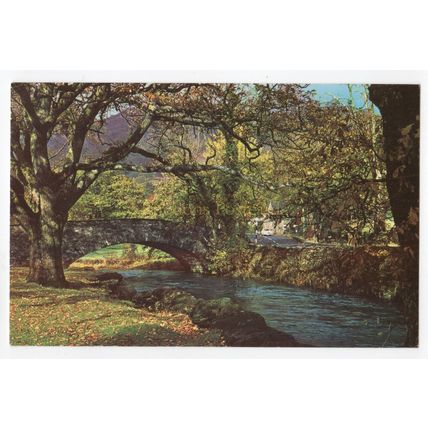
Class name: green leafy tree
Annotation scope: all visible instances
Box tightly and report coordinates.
[69,171,148,220]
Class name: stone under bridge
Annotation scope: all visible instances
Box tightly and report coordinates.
[10,219,211,271]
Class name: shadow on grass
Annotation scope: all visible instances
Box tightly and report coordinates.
[88,324,203,346]
[10,278,118,306]
[10,289,50,299]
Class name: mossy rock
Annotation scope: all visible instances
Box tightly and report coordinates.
[190,298,266,330]
[132,287,198,314]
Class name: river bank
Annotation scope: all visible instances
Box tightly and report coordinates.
[10,268,223,346]
[220,245,409,302]
[107,274,301,347]
[10,267,301,347]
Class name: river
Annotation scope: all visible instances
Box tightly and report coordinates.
[116,269,407,347]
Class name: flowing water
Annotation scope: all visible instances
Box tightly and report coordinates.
[117,269,407,347]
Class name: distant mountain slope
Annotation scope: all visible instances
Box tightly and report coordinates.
[48,111,151,167]
[48,111,209,179]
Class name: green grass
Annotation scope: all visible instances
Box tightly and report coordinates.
[79,244,172,260]
[10,268,222,346]
[70,243,181,270]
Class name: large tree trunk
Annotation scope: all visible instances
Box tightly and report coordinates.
[369,84,419,347]
[26,193,68,288]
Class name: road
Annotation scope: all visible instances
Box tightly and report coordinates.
[248,234,304,248]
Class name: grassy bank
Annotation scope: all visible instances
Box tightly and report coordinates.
[10,268,222,346]
[69,243,184,271]
[70,258,184,271]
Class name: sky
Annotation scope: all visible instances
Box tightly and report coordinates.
[306,84,370,109]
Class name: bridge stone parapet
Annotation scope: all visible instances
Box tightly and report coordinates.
[10,219,210,271]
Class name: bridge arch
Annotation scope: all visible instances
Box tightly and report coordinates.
[11,219,210,272]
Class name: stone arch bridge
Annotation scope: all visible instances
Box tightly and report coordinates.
[10,219,211,271]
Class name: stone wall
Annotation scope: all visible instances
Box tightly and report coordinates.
[227,245,410,301]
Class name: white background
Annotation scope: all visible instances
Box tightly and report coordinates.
[0,1,427,427]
